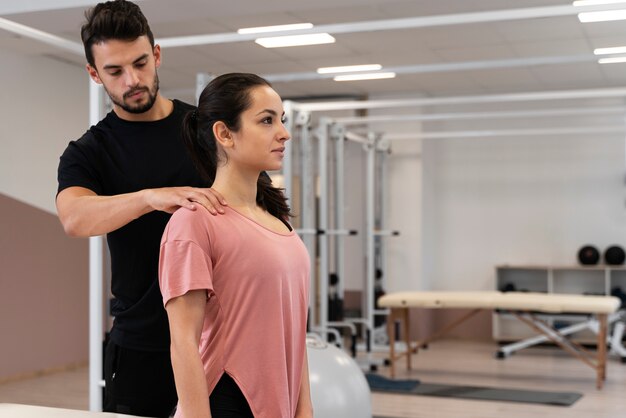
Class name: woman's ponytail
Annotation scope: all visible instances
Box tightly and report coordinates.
[181,109,217,186]
[256,172,292,221]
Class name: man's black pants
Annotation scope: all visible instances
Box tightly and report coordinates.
[103,340,177,417]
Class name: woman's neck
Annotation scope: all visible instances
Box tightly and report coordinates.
[211,166,259,210]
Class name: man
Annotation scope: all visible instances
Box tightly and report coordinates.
[56,1,225,416]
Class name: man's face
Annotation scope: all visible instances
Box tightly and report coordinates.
[86,36,160,116]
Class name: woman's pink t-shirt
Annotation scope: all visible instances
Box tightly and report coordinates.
[159,206,310,418]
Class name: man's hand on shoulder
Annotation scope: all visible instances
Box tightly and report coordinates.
[144,187,227,215]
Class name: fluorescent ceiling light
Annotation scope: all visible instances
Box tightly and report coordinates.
[334,72,396,81]
[573,0,626,6]
[255,33,335,48]
[238,23,313,35]
[577,9,626,21]
[598,56,626,63]
[317,64,382,74]
[594,46,626,54]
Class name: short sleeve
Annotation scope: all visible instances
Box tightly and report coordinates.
[57,133,104,196]
[159,237,214,307]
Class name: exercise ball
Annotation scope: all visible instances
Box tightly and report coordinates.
[307,335,372,418]
[605,245,626,265]
[578,245,600,265]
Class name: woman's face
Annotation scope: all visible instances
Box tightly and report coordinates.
[226,85,290,173]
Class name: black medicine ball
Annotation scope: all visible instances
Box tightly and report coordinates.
[578,245,600,265]
[604,245,626,265]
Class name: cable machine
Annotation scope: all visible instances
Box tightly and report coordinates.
[282,103,401,366]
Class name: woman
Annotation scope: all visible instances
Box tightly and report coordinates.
[159,73,312,418]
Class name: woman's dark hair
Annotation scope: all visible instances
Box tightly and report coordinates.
[81,0,155,67]
[182,73,292,221]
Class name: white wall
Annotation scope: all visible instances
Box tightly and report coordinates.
[422,127,626,291]
[0,48,88,214]
[386,137,422,292]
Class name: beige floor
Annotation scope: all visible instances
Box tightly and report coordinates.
[1,339,625,417]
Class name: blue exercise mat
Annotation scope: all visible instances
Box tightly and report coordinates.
[365,373,582,406]
[365,372,420,391]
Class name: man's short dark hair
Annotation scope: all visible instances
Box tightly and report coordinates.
[81,0,155,67]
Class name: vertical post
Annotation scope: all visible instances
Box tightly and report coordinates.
[316,118,331,337]
[331,124,346,299]
[377,139,390,292]
[89,79,105,412]
[298,111,317,328]
[195,73,212,105]
[365,133,377,352]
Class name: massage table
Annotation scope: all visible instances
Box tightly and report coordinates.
[377,291,621,389]
[0,404,139,417]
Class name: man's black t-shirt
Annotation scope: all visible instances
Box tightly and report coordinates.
[57,99,206,351]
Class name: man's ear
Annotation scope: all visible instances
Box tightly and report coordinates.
[213,121,234,148]
[86,64,102,85]
[153,44,162,69]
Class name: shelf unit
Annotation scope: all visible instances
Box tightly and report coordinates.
[493,265,626,343]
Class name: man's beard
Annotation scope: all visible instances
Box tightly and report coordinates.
[106,72,160,114]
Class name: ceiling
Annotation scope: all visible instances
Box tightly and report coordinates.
[3,0,626,134]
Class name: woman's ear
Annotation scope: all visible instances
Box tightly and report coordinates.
[213,121,234,148]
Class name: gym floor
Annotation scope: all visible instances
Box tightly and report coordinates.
[1,339,625,418]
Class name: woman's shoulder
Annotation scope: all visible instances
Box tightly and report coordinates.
[164,207,217,243]
[171,205,208,221]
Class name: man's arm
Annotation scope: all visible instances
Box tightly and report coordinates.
[56,186,226,237]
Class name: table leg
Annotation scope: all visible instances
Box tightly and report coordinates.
[387,308,398,378]
[597,314,608,389]
[403,308,411,371]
